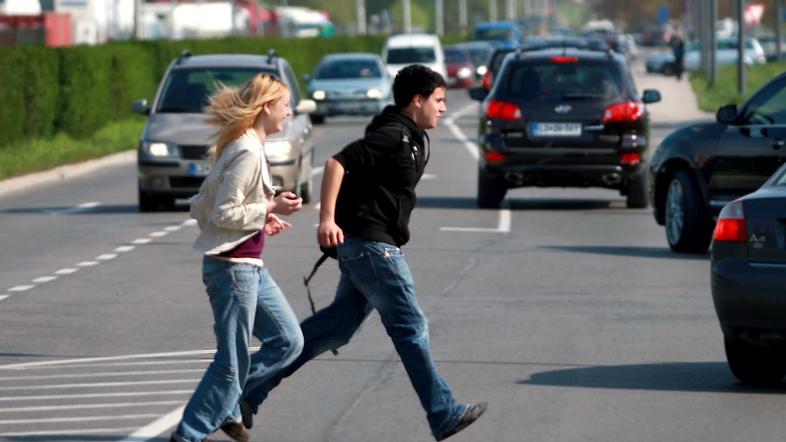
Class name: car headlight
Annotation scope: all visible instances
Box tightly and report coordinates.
[476,66,488,76]
[312,90,326,101]
[142,141,179,158]
[458,67,472,79]
[264,139,293,163]
[366,88,383,99]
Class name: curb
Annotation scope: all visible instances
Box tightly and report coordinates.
[0,150,136,198]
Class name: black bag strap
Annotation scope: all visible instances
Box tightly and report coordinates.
[303,252,339,356]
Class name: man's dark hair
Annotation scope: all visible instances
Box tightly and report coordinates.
[393,64,446,108]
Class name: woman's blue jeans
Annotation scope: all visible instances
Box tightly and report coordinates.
[243,238,465,439]
[175,256,304,442]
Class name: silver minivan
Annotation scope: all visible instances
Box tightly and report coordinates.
[132,51,317,211]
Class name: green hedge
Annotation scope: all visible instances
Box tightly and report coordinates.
[0,35,463,149]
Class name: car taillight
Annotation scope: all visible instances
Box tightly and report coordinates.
[482,71,493,90]
[603,101,643,123]
[713,200,747,242]
[551,56,578,64]
[485,151,505,163]
[620,153,641,166]
[486,100,522,120]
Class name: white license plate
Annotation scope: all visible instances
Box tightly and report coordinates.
[188,162,212,176]
[532,122,582,137]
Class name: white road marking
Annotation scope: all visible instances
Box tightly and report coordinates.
[77,261,99,267]
[0,368,203,382]
[0,295,8,302]
[0,426,141,438]
[0,390,193,402]
[7,285,34,292]
[32,276,57,283]
[44,201,101,215]
[0,348,222,370]
[54,268,78,275]
[312,166,325,176]
[444,103,480,160]
[115,246,135,253]
[164,226,181,232]
[7,359,209,370]
[149,231,168,238]
[0,400,184,413]
[132,238,152,245]
[182,219,197,227]
[117,405,185,442]
[97,253,117,260]
[0,414,160,425]
[0,379,197,391]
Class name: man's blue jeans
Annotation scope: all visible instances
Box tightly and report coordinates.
[243,238,465,439]
[175,257,304,442]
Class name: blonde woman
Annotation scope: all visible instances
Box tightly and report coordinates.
[171,74,304,442]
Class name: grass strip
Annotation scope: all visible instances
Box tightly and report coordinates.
[0,117,145,181]
[689,60,786,113]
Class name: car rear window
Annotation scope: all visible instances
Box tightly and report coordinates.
[444,48,470,63]
[316,59,382,79]
[157,67,277,113]
[475,27,513,41]
[504,62,623,101]
[386,47,436,64]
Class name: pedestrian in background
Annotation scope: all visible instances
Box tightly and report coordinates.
[171,74,304,442]
[239,64,487,441]
[670,29,686,80]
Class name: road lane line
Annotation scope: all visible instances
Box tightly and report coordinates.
[77,261,99,267]
[44,201,101,215]
[182,219,197,227]
[54,268,78,275]
[31,276,57,283]
[0,348,223,369]
[131,238,152,244]
[118,405,185,442]
[164,226,181,232]
[0,368,204,382]
[0,379,198,391]
[115,246,135,253]
[0,414,160,425]
[0,390,193,402]
[3,359,209,371]
[97,253,118,260]
[149,231,168,238]
[7,285,34,292]
[0,400,184,413]
[0,426,140,438]
[0,295,8,302]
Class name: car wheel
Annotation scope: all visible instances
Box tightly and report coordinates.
[311,114,325,125]
[299,171,313,204]
[477,167,506,208]
[138,188,160,213]
[724,337,786,386]
[664,170,712,253]
[626,172,648,209]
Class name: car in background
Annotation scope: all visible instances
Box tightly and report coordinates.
[452,40,495,78]
[479,46,516,92]
[469,47,661,208]
[645,51,676,75]
[132,51,317,211]
[473,21,523,48]
[443,45,476,88]
[650,72,786,253]
[684,37,767,71]
[304,53,392,124]
[711,164,786,385]
[382,33,447,79]
[757,34,786,61]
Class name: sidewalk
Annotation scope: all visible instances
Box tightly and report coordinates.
[632,58,713,125]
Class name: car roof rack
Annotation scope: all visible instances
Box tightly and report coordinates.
[176,49,191,65]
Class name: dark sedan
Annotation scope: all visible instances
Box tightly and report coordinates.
[711,164,786,385]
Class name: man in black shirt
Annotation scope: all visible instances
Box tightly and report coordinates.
[240,65,487,441]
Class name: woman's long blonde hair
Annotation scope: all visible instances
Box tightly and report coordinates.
[205,73,289,160]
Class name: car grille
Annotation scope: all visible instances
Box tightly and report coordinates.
[169,176,205,189]
[180,145,211,160]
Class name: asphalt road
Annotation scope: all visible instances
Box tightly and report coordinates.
[3,58,784,442]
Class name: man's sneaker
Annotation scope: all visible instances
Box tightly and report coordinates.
[436,402,488,441]
[220,420,250,442]
[240,400,255,429]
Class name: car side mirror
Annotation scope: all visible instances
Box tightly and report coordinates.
[296,99,317,115]
[468,86,488,101]
[302,74,312,83]
[132,99,150,115]
[716,104,738,124]
[642,89,661,104]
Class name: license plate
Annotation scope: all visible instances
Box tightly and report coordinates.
[188,162,211,176]
[335,101,363,111]
[532,122,582,137]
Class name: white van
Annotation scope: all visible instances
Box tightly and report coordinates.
[382,33,447,80]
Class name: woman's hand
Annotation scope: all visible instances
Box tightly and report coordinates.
[272,191,302,215]
[264,213,291,236]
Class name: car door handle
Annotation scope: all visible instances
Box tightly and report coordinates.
[773,139,785,150]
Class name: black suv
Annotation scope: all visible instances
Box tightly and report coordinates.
[469,47,661,208]
[650,72,786,253]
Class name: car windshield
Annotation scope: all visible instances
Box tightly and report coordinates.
[505,62,623,101]
[465,46,492,66]
[476,27,513,41]
[315,58,382,79]
[157,67,277,113]
[444,48,470,63]
[386,47,436,64]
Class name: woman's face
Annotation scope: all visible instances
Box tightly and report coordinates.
[263,90,292,134]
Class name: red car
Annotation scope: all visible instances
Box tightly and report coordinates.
[444,46,476,89]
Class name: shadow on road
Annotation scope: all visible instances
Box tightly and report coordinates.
[519,361,786,394]
[539,245,707,260]
[416,196,617,211]
[0,204,190,215]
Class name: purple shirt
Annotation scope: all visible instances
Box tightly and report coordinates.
[219,230,265,259]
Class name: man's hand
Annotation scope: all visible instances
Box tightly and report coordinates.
[264,213,292,236]
[318,220,344,248]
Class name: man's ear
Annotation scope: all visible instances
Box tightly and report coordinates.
[413,94,424,108]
